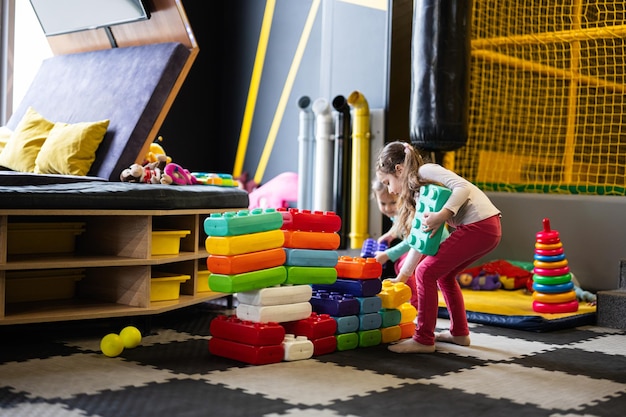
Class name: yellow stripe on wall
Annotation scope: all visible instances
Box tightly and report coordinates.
[253,0,321,184]
[232,0,276,179]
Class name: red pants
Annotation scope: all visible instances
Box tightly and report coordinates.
[412,215,502,345]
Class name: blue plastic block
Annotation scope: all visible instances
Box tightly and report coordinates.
[284,248,339,267]
[379,308,402,327]
[359,312,383,331]
[357,296,383,314]
[333,315,359,334]
[313,277,382,297]
[310,290,360,316]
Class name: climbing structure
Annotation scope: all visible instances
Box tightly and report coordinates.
[531,218,578,314]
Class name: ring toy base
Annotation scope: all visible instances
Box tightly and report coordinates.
[532,299,579,314]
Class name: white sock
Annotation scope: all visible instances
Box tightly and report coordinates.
[435,330,471,346]
[388,338,435,353]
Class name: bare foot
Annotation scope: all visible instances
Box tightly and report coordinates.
[435,330,471,346]
[388,338,435,353]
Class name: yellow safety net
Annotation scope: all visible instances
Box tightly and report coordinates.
[454,0,626,195]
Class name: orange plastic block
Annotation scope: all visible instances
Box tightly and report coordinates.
[205,229,284,256]
[207,247,286,275]
[377,281,412,309]
[282,230,340,250]
[399,322,414,339]
[380,325,402,344]
[335,256,382,279]
[277,208,341,232]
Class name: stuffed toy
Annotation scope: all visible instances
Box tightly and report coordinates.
[457,271,502,291]
[144,136,172,166]
[120,163,145,183]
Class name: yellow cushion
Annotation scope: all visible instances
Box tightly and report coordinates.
[0,107,54,172]
[0,126,12,154]
[34,119,110,176]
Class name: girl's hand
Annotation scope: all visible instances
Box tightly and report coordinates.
[422,209,453,236]
[375,251,390,264]
[377,230,395,245]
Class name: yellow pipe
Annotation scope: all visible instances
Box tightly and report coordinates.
[347,91,370,249]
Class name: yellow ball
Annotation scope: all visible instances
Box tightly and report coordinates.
[119,326,142,349]
[100,333,124,357]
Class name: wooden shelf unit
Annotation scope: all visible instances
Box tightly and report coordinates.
[0,207,242,326]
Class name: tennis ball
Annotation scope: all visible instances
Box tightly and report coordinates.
[119,326,142,349]
[100,333,124,357]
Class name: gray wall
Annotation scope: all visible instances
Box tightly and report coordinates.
[479,192,625,292]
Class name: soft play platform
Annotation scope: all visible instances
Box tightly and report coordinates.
[438,288,597,332]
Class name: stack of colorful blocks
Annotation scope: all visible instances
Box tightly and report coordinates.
[312,256,384,349]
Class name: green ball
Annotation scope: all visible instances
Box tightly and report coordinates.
[100,333,124,357]
[119,326,142,349]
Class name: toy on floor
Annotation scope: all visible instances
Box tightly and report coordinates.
[457,270,502,290]
[100,325,142,357]
[531,218,579,314]
[458,259,532,290]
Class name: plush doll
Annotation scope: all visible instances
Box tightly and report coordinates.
[120,163,145,183]
[144,136,172,166]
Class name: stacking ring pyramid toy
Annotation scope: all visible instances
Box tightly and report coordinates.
[531,218,579,314]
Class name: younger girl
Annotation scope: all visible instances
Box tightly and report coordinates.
[371,179,409,276]
[376,141,501,353]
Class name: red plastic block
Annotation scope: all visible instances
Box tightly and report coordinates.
[207,247,286,275]
[335,256,383,279]
[208,337,284,365]
[209,315,285,346]
[277,208,341,232]
[282,230,340,250]
[312,335,337,356]
[282,313,338,340]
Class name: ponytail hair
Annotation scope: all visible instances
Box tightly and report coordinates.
[375,141,425,237]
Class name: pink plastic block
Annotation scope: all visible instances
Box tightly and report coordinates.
[277,208,341,232]
[282,312,338,340]
[209,315,285,346]
[335,256,382,279]
[208,337,284,365]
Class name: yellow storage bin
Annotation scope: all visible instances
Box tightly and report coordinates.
[151,230,191,255]
[150,272,191,301]
[197,270,211,292]
[7,222,86,255]
[6,269,85,303]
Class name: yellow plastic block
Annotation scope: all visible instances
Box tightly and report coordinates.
[377,281,412,309]
[150,273,190,301]
[205,229,284,256]
[151,230,191,255]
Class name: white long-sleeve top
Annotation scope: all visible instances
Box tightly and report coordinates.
[418,163,501,228]
[398,163,501,278]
